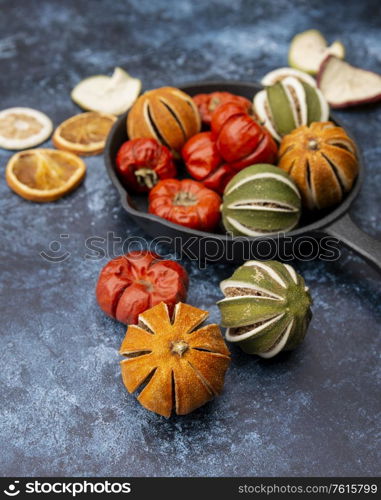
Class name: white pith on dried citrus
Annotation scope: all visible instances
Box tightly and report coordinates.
[5,148,86,202]
[0,107,53,150]
[53,112,117,156]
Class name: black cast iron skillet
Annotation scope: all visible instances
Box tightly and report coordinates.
[104,81,381,269]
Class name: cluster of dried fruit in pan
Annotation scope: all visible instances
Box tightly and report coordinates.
[117,88,281,232]
[118,81,361,234]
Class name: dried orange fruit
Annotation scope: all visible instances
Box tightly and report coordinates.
[127,87,201,153]
[0,107,52,150]
[120,302,230,417]
[53,112,117,156]
[6,148,86,202]
[278,122,358,210]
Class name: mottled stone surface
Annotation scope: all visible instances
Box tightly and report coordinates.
[0,0,380,477]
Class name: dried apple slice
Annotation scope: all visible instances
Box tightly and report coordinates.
[71,67,141,115]
[289,29,345,75]
[317,55,381,108]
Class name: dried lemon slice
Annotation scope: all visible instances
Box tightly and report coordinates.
[5,149,86,202]
[0,107,53,150]
[71,67,141,115]
[53,112,117,156]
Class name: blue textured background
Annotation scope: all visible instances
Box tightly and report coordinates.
[0,0,380,477]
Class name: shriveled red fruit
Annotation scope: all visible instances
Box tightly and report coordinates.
[182,132,222,181]
[149,179,221,231]
[226,131,278,171]
[182,132,236,194]
[96,251,188,324]
[116,138,176,193]
[182,103,277,193]
[211,102,250,137]
[193,91,251,125]
[214,107,278,167]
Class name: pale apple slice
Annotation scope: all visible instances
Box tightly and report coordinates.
[317,55,381,108]
[71,67,141,115]
[289,29,345,75]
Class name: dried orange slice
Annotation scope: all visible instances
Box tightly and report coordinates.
[6,149,86,202]
[0,107,53,150]
[53,112,117,156]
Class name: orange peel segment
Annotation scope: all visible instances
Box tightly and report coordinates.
[53,112,117,156]
[5,148,86,202]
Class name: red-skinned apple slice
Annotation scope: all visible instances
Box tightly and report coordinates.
[317,55,381,108]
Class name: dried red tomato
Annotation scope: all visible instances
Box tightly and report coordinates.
[116,138,176,193]
[148,178,221,231]
[210,101,250,137]
[96,250,188,324]
[211,102,278,166]
[193,92,251,125]
[183,103,278,193]
[182,132,235,194]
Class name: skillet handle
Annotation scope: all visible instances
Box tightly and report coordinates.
[324,213,381,272]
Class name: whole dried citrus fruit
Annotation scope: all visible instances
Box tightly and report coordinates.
[5,148,86,202]
[53,112,117,156]
[120,302,230,417]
